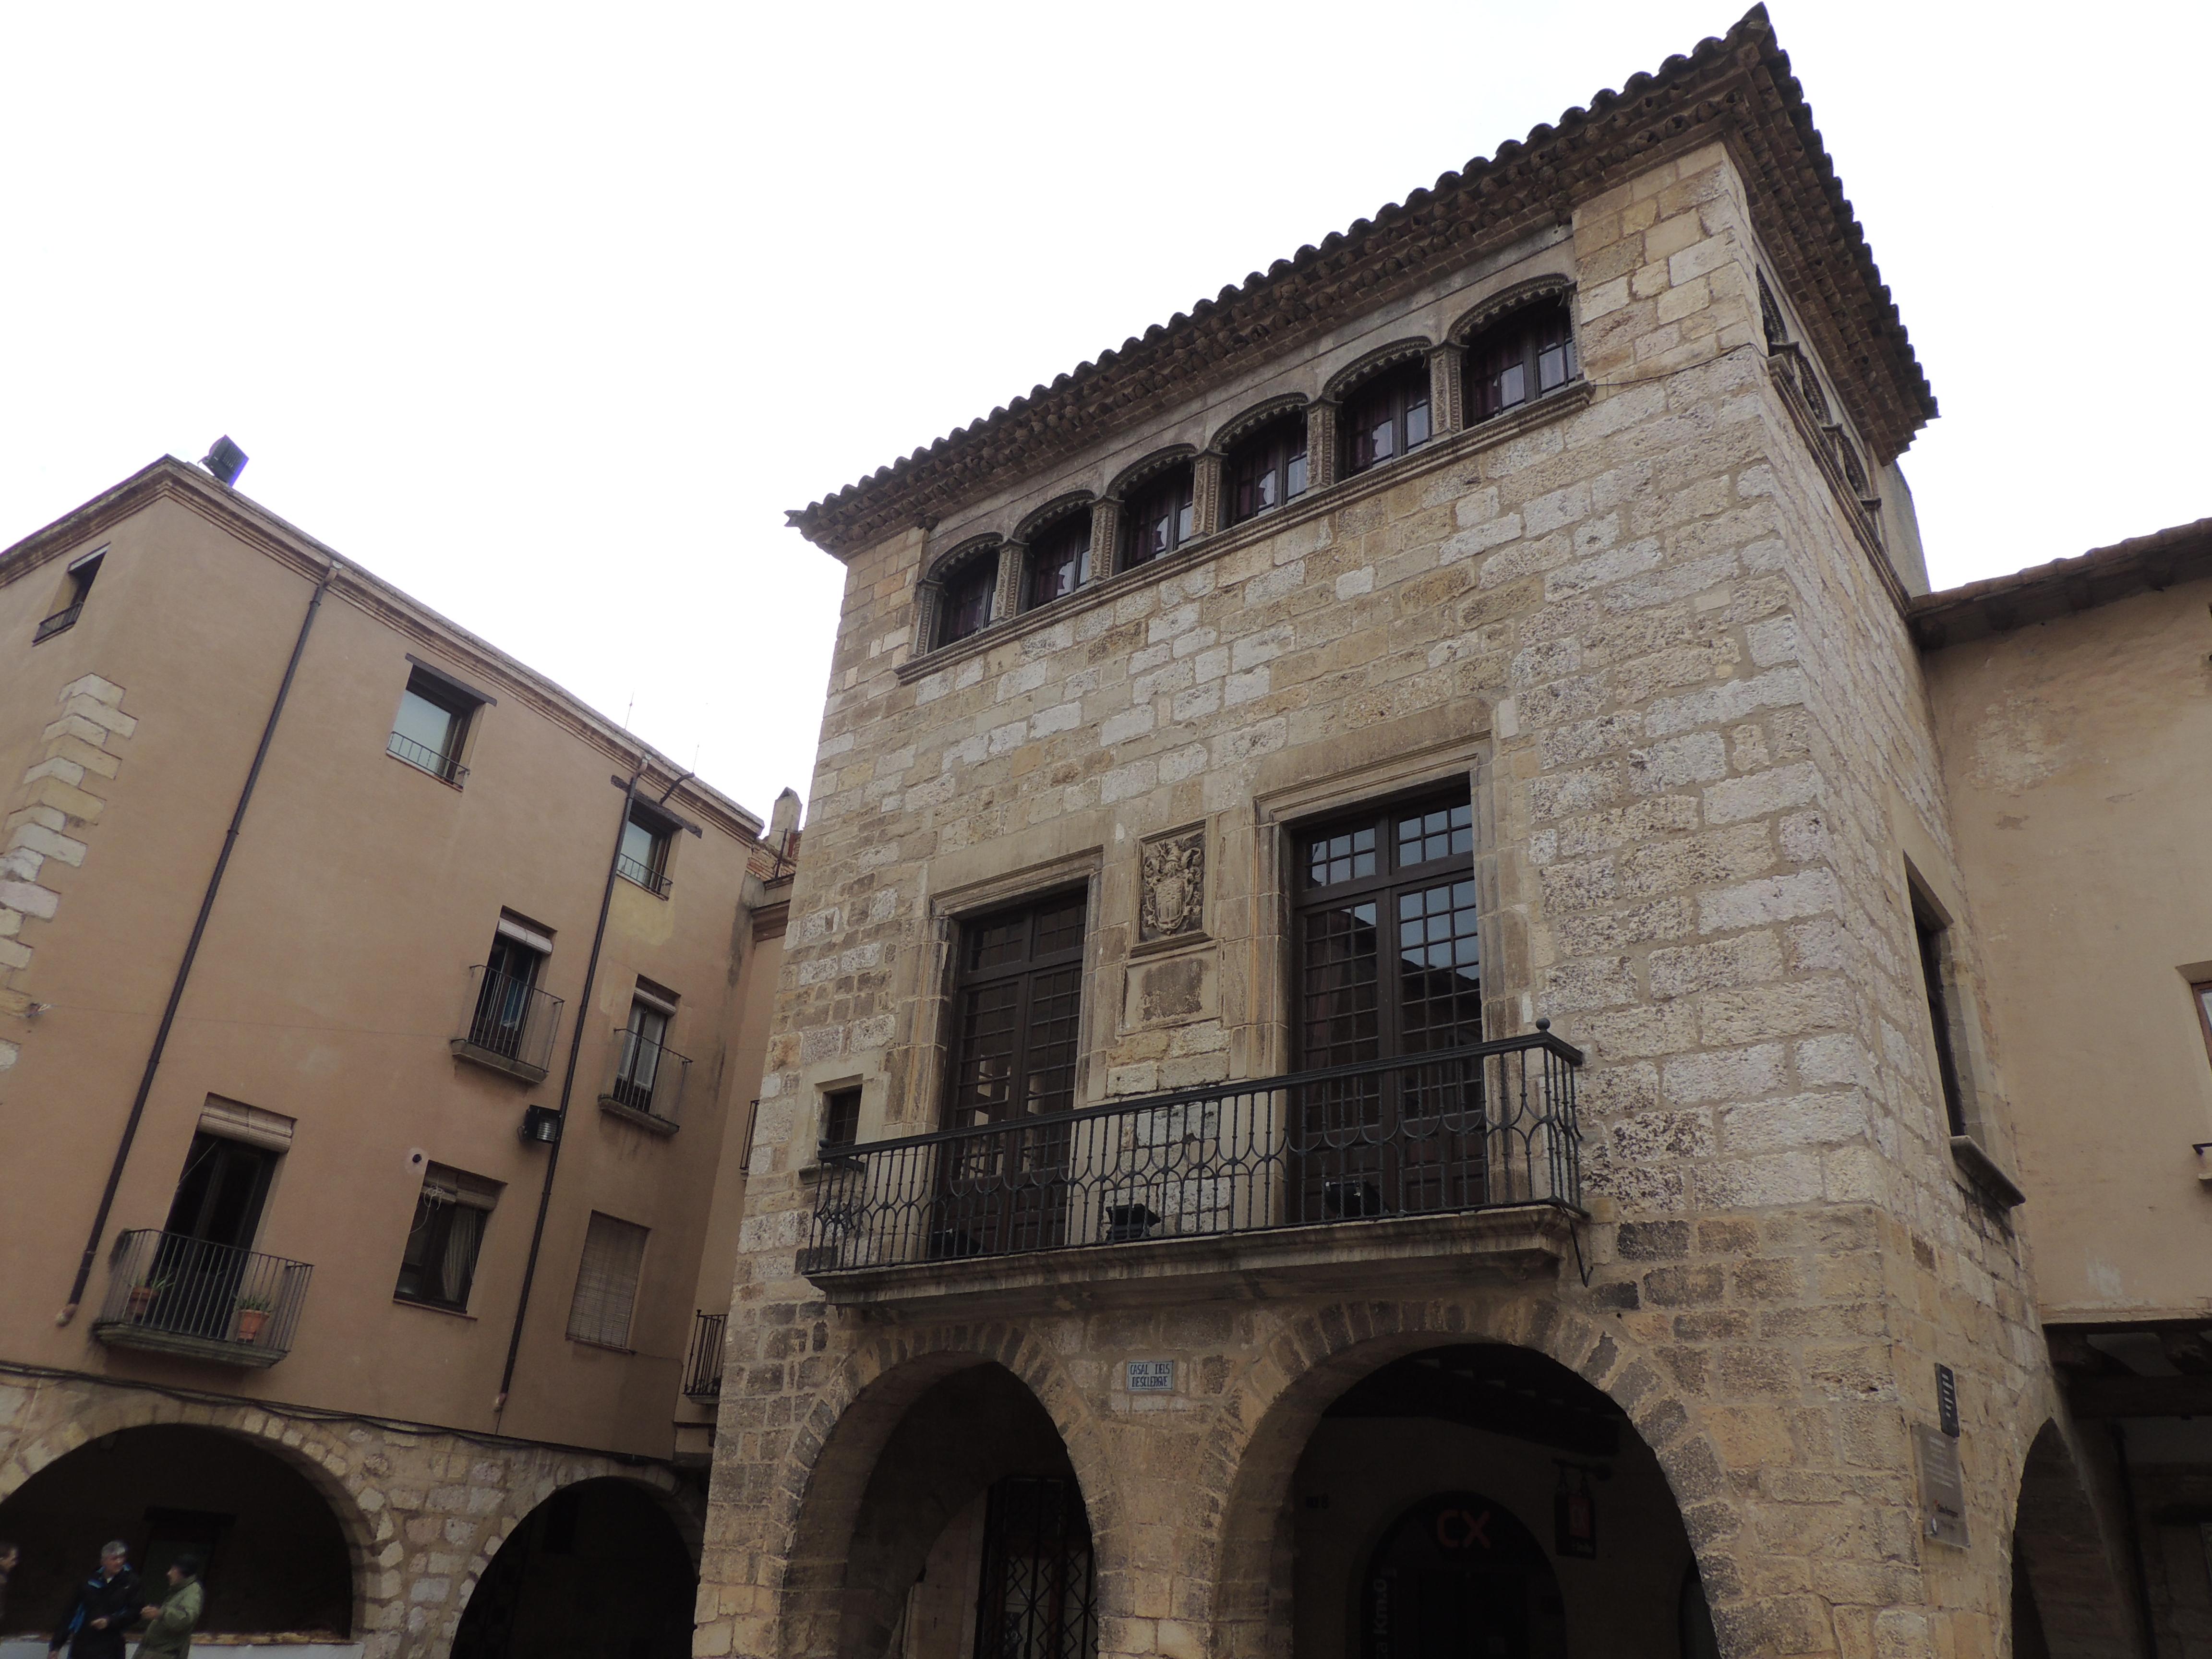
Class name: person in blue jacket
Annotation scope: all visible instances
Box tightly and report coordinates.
[48,1541,141,1659]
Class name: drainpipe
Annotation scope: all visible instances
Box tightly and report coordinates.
[494,766,646,1418]
[61,567,332,1323]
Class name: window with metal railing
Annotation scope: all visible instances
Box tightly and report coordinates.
[683,1310,726,1399]
[601,985,689,1129]
[453,917,563,1081]
[34,548,103,644]
[617,804,675,896]
[388,667,474,784]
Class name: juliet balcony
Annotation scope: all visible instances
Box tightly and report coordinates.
[451,964,563,1083]
[800,1028,1582,1313]
[597,1027,690,1135]
[92,1229,313,1367]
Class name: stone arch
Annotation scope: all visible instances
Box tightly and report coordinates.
[1199,1298,1736,1659]
[1445,275,1575,349]
[454,1458,697,1624]
[1208,394,1310,458]
[2011,1417,2140,1658]
[923,532,1005,585]
[766,1327,1115,1659]
[451,1473,698,1659]
[0,1389,381,1638]
[1012,491,1096,545]
[1319,338,1432,404]
[1105,444,1198,503]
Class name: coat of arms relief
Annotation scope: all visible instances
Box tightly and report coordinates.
[1138,827,1205,943]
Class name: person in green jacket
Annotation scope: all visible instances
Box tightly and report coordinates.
[136,1557,203,1658]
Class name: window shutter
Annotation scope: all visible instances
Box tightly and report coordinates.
[567,1212,649,1348]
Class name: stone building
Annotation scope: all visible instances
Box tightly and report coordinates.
[0,457,797,1658]
[695,9,2187,1659]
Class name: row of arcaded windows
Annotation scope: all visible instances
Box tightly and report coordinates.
[926,292,1579,651]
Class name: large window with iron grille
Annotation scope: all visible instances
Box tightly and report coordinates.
[1465,297,1578,424]
[1024,516,1093,611]
[933,890,1087,1255]
[1290,789,1481,1219]
[1343,361,1432,476]
[1122,465,1195,568]
[1226,413,1308,527]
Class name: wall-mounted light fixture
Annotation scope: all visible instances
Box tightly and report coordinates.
[520,1105,562,1146]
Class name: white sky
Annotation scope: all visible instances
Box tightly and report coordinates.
[3,2,2205,820]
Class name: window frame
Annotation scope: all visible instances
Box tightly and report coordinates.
[1121,465,1197,569]
[1342,361,1433,478]
[393,1164,499,1314]
[34,548,104,644]
[1022,514,1094,612]
[1226,414,1310,528]
[1911,888,1969,1139]
[821,1086,863,1152]
[388,667,476,785]
[617,803,677,897]
[937,553,999,649]
[2193,981,2212,1076]
[1289,788,1480,1068]
[941,889,1090,1131]
[1463,297,1580,427]
[566,1211,649,1351]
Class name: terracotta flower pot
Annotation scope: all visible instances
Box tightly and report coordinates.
[235,1309,269,1343]
[126,1286,155,1320]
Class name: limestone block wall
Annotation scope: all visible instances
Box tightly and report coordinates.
[0,1370,699,1659]
[0,672,135,1051]
[702,141,2056,1659]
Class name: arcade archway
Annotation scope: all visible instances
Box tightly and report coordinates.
[451,1477,695,1659]
[0,1423,353,1640]
[1238,1341,1718,1659]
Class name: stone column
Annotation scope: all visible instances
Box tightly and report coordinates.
[1090,498,1124,580]
[1429,344,1466,436]
[1191,453,1224,540]
[1307,401,1339,491]
[912,581,941,655]
[994,541,1026,621]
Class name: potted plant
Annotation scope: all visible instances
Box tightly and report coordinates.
[233,1293,274,1342]
[126,1277,171,1320]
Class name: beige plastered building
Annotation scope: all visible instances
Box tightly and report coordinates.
[697,9,2212,1659]
[0,457,794,1659]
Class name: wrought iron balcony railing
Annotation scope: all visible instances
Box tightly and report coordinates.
[92,1229,313,1367]
[802,1030,1580,1275]
[616,853,672,897]
[683,1310,726,1399]
[34,601,85,644]
[452,964,563,1082]
[386,728,468,784]
[598,1027,690,1130]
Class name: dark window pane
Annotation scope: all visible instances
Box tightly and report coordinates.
[1024,517,1092,611]
[939,558,998,647]
[393,688,458,762]
[1124,466,1195,567]
[1346,362,1431,476]
[1467,299,1577,425]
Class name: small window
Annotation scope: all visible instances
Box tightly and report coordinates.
[567,1212,649,1349]
[938,555,998,649]
[395,1164,499,1312]
[2193,982,2212,1074]
[34,549,103,644]
[822,1086,862,1151]
[1023,517,1093,612]
[1465,298,1578,424]
[610,984,678,1115]
[1123,465,1196,568]
[618,805,674,896]
[1227,415,1309,527]
[1344,362,1431,476]
[1913,891,1968,1138]
[388,668,473,784]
